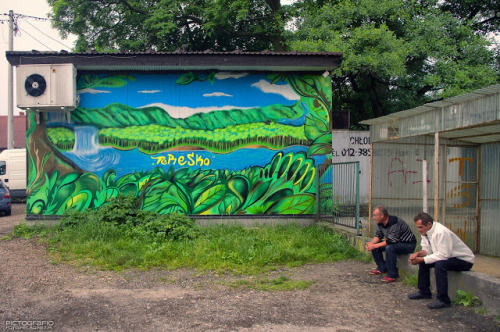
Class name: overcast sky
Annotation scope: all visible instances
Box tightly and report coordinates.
[1,0,76,116]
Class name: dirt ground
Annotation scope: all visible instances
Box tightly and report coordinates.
[1,203,499,332]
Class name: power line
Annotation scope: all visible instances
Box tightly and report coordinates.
[0,12,49,22]
[19,17,72,49]
[1,12,73,50]
[16,25,55,51]
[15,13,50,22]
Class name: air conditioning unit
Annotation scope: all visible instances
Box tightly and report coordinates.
[16,64,78,111]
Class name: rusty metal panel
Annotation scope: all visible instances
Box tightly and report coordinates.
[443,146,478,251]
[479,143,500,256]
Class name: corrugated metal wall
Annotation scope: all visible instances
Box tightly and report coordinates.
[480,143,500,256]
[371,138,479,252]
[442,146,478,251]
[369,90,500,142]
[371,138,440,236]
[366,85,500,256]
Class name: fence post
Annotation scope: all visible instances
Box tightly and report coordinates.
[316,170,320,222]
[356,161,360,235]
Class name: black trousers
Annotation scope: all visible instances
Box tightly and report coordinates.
[417,258,473,304]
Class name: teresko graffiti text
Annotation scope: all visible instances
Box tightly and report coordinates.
[152,153,211,167]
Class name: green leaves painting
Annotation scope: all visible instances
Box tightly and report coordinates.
[28,72,332,216]
[267,74,332,159]
[176,72,216,85]
[27,151,317,216]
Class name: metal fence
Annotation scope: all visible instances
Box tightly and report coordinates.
[371,140,479,252]
[317,161,360,234]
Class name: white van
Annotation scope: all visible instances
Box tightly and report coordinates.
[0,149,27,198]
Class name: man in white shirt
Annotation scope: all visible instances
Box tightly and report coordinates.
[408,212,475,309]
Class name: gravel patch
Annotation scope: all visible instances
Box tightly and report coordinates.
[1,203,498,331]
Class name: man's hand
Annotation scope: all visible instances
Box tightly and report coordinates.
[365,242,376,251]
[409,255,423,265]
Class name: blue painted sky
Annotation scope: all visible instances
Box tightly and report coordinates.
[78,72,300,113]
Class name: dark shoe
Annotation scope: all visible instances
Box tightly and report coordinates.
[369,269,385,275]
[408,292,432,300]
[427,300,451,309]
[381,276,396,283]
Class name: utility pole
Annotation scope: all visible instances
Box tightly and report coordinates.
[7,10,15,149]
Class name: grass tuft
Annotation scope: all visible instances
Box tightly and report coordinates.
[229,275,314,291]
[400,270,418,287]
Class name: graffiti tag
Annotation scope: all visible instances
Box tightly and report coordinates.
[387,157,430,187]
[447,157,474,208]
[448,220,468,242]
[152,153,211,166]
[448,157,473,176]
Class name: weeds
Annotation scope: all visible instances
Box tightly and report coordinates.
[229,275,314,291]
[7,223,50,240]
[400,270,418,287]
[453,289,481,307]
[475,308,488,315]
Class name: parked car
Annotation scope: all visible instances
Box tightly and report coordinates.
[0,149,26,198]
[0,178,11,216]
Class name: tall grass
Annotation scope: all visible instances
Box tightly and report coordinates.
[11,196,366,274]
[45,222,365,274]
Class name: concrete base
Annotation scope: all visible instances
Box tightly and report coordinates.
[195,216,317,227]
[323,222,500,316]
[397,255,500,315]
[447,270,500,315]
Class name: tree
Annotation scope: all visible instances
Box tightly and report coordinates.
[49,0,499,126]
[439,0,500,35]
[48,0,290,52]
[288,0,499,126]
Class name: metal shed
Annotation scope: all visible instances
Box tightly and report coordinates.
[6,50,343,221]
[361,84,500,256]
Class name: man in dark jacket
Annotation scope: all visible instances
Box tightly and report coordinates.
[365,206,417,282]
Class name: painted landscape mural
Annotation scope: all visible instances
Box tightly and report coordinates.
[27,72,333,216]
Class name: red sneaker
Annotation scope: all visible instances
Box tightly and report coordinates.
[369,269,384,275]
[381,276,396,283]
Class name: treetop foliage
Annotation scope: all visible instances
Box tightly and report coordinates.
[48,0,500,126]
[289,0,499,124]
[49,0,288,52]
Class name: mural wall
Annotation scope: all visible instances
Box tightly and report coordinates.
[26,71,333,216]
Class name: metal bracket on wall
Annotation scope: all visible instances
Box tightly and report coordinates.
[33,109,41,124]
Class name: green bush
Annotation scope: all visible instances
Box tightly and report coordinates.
[58,195,199,241]
[124,210,199,241]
